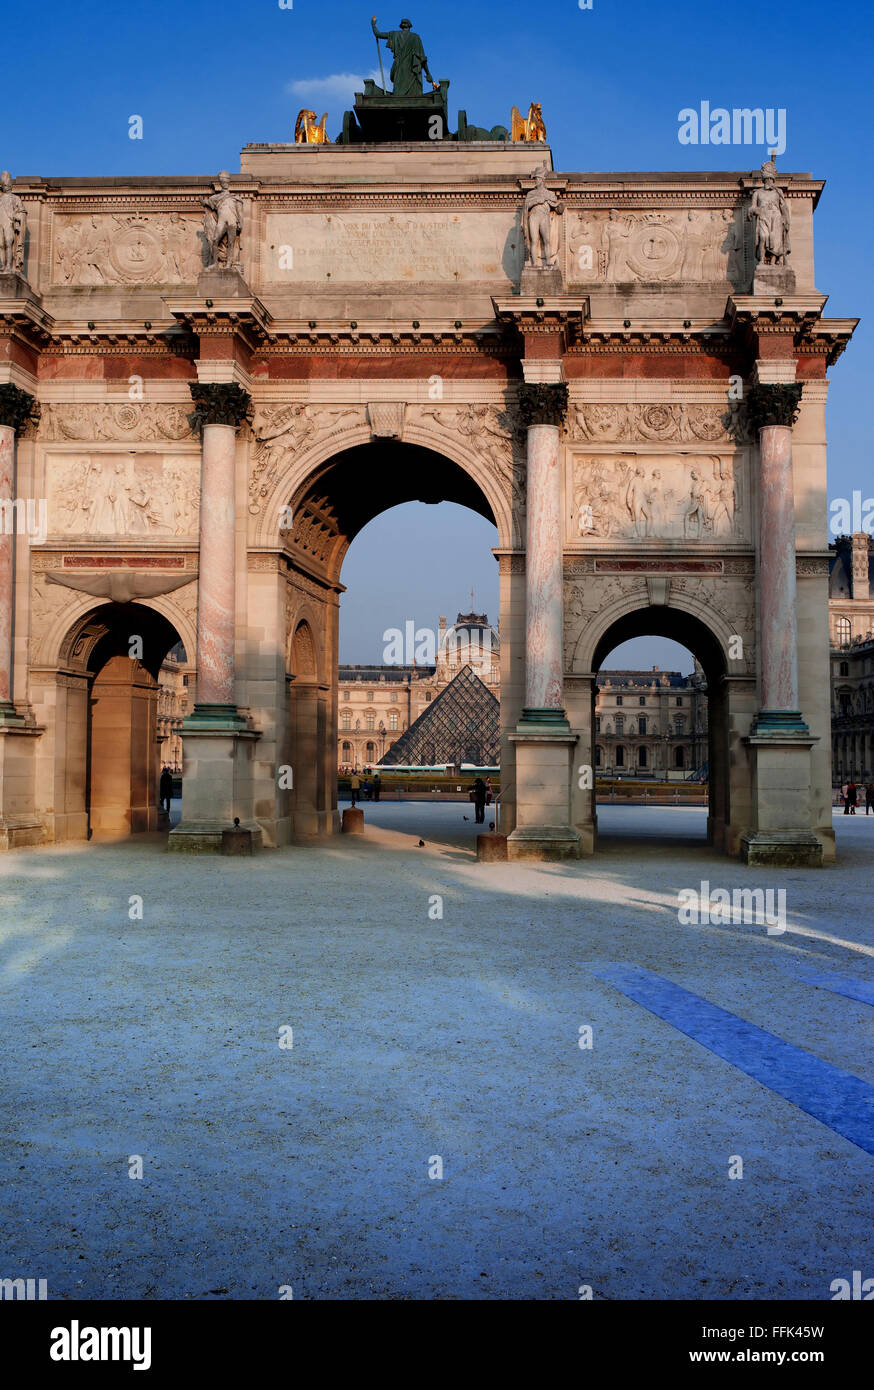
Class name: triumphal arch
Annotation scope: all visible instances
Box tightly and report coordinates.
[0,26,857,863]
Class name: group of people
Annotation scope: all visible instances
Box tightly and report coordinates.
[349,772,381,806]
[470,776,494,825]
[840,781,874,815]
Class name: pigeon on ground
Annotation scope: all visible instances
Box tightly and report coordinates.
[418,839,425,847]
[489,821,495,831]
[463,815,469,821]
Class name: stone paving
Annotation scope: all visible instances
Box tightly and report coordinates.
[0,806,872,1300]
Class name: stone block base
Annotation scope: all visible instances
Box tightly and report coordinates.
[520,265,563,295]
[507,826,582,861]
[342,807,364,834]
[753,265,796,295]
[221,825,257,856]
[741,832,823,868]
[0,820,44,850]
[477,832,508,861]
[169,820,264,855]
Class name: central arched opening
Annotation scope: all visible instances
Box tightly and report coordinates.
[283,439,507,844]
[590,606,729,851]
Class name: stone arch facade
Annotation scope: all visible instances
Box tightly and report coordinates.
[0,143,853,861]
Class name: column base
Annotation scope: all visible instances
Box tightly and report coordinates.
[750,709,810,735]
[741,832,823,868]
[182,703,250,732]
[0,702,26,728]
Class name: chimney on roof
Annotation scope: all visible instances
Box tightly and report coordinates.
[851,533,870,600]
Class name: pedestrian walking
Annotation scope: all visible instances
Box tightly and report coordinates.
[866,782,874,815]
[350,771,361,806]
[373,773,381,802]
[472,776,487,825]
[159,766,173,815]
[846,780,858,815]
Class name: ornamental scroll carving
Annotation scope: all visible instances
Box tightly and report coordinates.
[412,402,526,513]
[38,403,194,443]
[249,405,365,515]
[567,402,733,444]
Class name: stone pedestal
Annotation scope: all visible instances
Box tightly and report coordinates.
[0,725,43,848]
[196,268,250,299]
[753,266,796,296]
[520,265,563,296]
[342,807,364,834]
[507,384,582,862]
[477,832,508,861]
[741,734,823,867]
[168,725,262,853]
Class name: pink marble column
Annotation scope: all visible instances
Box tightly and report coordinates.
[758,422,799,712]
[524,421,564,713]
[196,421,237,707]
[0,423,14,707]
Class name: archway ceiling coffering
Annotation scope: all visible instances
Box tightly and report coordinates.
[63,602,183,682]
[593,607,726,686]
[290,441,497,569]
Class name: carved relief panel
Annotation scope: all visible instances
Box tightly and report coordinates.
[52,214,205,285]
[45,453,200,538]
[566,208,748,287]
[569,451,748,544]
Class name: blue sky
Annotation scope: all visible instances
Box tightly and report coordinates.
[4,0,869,669]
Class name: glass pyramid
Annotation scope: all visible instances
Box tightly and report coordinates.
[379,664,499,767]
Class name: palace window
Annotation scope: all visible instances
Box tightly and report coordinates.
[340,712,351,730]
[616,696,623,706]
[425,692,433,701]
[639,696,646,706]
[342,742,352,757]
[675,746,685,769]
[638,746,647,767]
[840,662,849,677]
[676,697,683,707]
[675,717,685,735]
[615,716,624,735]
[367,691,374,701]
[595,717,601,734]
[615,747,625,767]
[390,692,398,702]
[638,717,647,735]
[366,713,375,731]
[389,712,399,730]
[366,742,375,759]
[595,746,602,766]
[837,616,851,645]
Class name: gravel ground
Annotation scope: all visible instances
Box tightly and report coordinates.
[0,805,871,1301]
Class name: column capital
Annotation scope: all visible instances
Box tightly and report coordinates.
[745,381,803,432]
[0,383,38,434]
[518,382,569,428]
[188,382,252,432]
